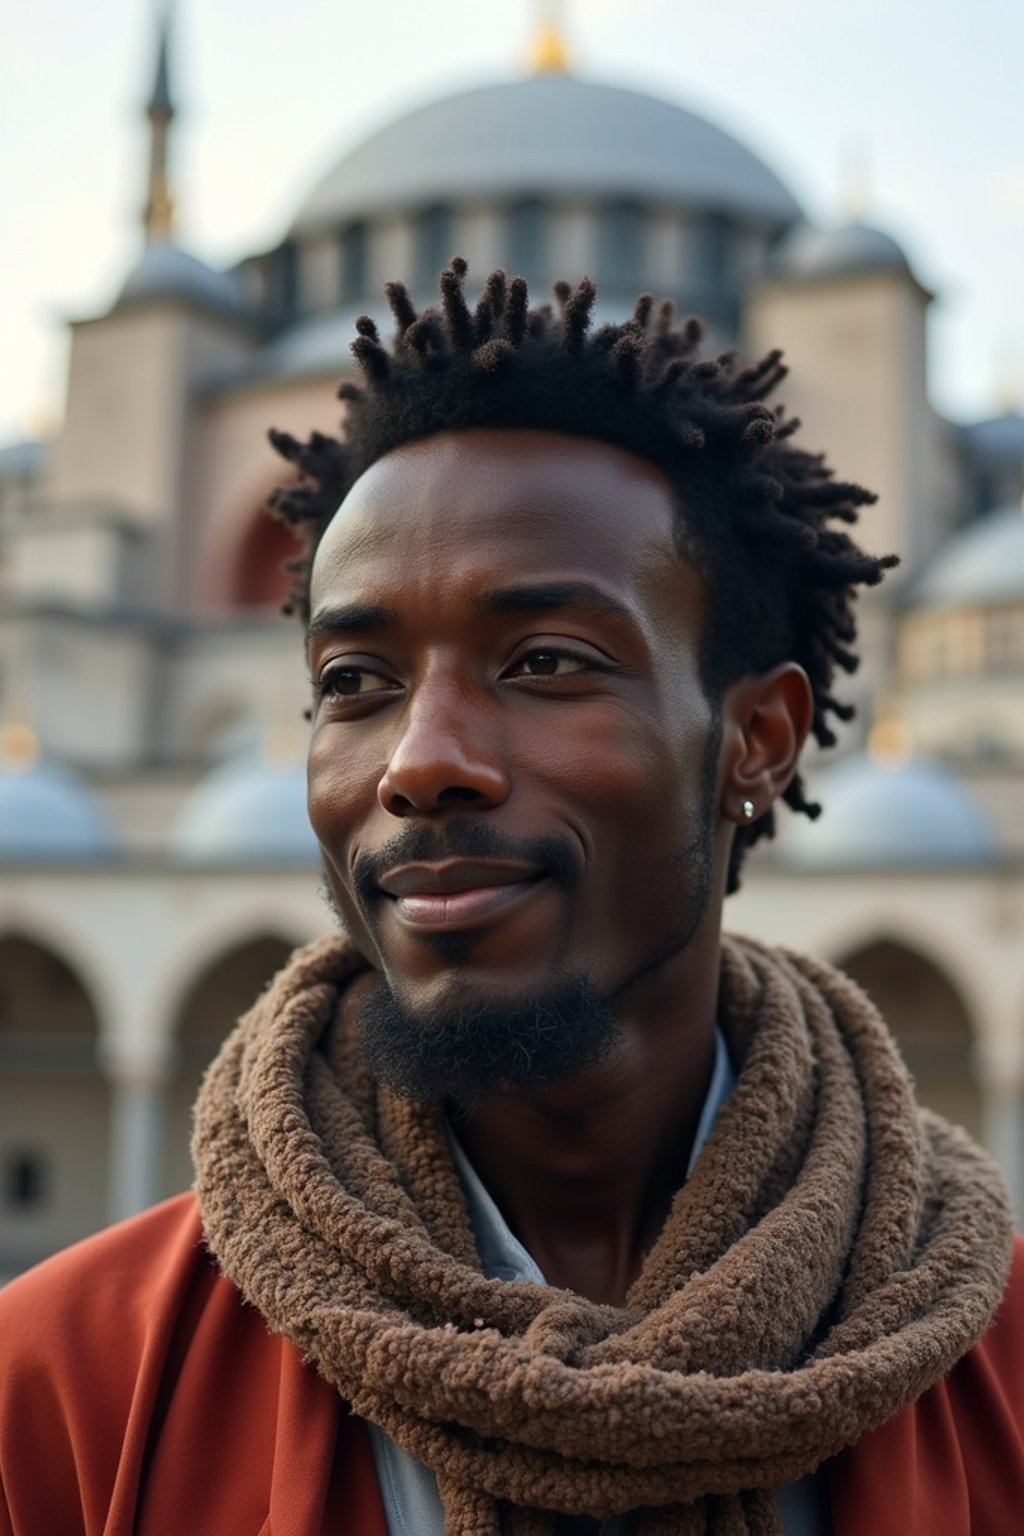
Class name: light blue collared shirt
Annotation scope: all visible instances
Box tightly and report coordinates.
[367,1032,828,1534]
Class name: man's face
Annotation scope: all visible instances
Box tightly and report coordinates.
[306,427,728,1099]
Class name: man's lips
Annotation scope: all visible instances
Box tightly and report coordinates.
[377,859,546,898]
[375,859,548,931]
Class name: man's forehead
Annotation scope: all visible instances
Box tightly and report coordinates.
[310,426,681,599]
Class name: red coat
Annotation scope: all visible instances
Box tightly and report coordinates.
[1,1194,1022,1535]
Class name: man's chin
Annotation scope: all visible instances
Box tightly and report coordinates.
[357,972,620,1111]
[377,962,550,1017]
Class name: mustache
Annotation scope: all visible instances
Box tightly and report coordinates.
[352,817,582,907]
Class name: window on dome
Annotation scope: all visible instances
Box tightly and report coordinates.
[692,214,733,303]
[273,242,299,324]
[507,200,547,285]
[599,202,644,292]
[416,207,453,293]
[341,222,368,303]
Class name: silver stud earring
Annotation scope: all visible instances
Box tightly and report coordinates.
[742,799,756,821]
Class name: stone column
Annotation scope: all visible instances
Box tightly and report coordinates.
[974,1036,1024,1226]
[98,1036,175,1224]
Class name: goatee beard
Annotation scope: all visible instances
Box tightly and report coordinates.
[357,973,620,1112]
[323,717,721,1111]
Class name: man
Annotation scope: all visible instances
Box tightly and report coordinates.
[1,263,1021,1536]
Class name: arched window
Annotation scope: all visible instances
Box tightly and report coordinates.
[341,221,368,303]
[165,934,298,1196]
[836,938,981,1139]
[599,201,644,293]
[415,206,453,293]
[0,935,109,1279]
[507,200,547,285]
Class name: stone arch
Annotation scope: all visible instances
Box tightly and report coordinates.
[0,906,119,1035]
[227,504,303,608]
[162,932,298,1196]
[834,935,982,1139]
[0,932,110,1279]
[198,467,304,613]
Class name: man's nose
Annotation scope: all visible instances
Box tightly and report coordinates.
[376,684,510,816]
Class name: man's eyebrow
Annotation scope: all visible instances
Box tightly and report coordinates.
[476,580,636,623]
[305,603,397,651]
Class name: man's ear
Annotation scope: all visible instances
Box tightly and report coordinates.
[718,663,814,824]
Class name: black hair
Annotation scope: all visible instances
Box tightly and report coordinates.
[269,259,896,892]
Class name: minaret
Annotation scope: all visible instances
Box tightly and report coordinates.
[48,0,256,612]
[143,6,176,242]
[530,0,572,74]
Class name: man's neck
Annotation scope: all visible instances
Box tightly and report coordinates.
[454,941,720,1307]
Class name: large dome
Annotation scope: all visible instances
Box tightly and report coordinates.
[291,74,802,236]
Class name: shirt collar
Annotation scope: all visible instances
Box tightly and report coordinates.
[448,1028,736,1285]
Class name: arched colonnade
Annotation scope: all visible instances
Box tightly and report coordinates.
[729,871,1024,1220]
[3,865,1024,1276]
[0,879,322,1278]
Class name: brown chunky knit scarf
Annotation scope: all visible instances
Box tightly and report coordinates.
[193,934,1013,1536]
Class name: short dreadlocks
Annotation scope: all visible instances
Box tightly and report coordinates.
[269,259,896,892]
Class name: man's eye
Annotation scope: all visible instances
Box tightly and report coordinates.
[318,666,392,697]
[512,649,590,677]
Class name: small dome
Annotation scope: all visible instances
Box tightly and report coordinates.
[171,753,319,865]
[116,240,249,319]
[0,758,117,862]
[907,502,1024,610]
[291,74,802,235]
[781,753,999,869]
[773,220,913,282]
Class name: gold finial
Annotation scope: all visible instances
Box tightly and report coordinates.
[530,0,571,74]
[144,5,177,243]
[0,720,41,775]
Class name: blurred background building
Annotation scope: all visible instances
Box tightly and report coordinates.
[1,8,1022,1278]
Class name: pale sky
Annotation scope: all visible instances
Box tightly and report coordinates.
[2,0,1022,446]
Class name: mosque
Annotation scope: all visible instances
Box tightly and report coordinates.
[1,12,1022,1279]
